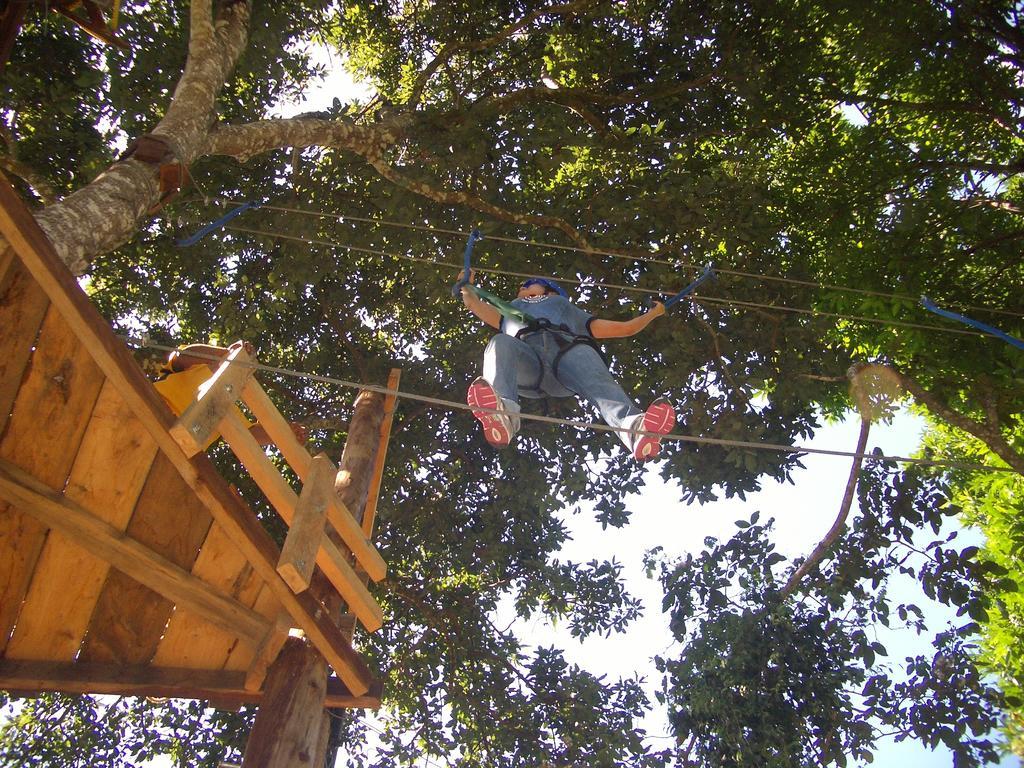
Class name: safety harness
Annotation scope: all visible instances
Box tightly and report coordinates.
[462,281,607,391]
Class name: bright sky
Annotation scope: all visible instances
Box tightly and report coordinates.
[517,411,1014,768]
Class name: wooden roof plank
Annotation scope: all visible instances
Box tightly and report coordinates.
[0,302,106,654]
[152,520,267,671]
[77,453,213,665]
[0,252,49,438]
[0,302,106,483]
[0,659,382,709]
[0,244,12,281]
[5,379,159,661]
[0,457,270,650]
[0,174,375,696]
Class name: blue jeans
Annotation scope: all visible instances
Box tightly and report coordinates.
[482,333,641,448]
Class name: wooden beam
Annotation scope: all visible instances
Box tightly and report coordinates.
[0,173,375,697]
[51,2,128,48]
[362,368,401,538]
[217,411,384,633]
[244,615,292,694]
[241,377,314,479]
[0,659,382,709]
[277,454,332,593]
[170,344,254,457]
[242,379,387,582]
[0,244,13,284]
[0,457,270,648]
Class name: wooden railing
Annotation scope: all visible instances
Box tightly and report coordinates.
[168,343,386,633]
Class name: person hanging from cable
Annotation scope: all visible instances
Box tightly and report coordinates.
[457,269,675,461]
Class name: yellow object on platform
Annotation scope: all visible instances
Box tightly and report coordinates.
[154,364,253,450]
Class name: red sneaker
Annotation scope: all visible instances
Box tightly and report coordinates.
[467,378,518,448]
[631,399,676,462]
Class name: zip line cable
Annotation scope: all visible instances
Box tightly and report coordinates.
[200,196,1024,321]
[224,224,991,339]
[129,338,1016,475]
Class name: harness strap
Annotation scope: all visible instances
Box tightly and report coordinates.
[515,318,610,381]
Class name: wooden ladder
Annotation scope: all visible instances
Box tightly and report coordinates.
[167,342,387,633]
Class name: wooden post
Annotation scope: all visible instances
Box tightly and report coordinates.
[323,384,390,768]
[362,368,401,538]
[241,636,328,768]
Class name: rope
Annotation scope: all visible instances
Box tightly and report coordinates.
[201,196,1024,320]
[223,224,992,339]
[921,296,1024,352]
[128,338,1016,475]
[176,201,259,246]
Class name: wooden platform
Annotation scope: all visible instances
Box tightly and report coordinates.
[0,175,383,708]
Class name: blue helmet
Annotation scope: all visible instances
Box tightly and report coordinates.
[521,277,568,297]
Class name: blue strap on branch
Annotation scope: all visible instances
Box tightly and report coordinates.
[451,228,484,296]
[920,297,1024,351]
[176,201,260,247]
[663,263,717,309]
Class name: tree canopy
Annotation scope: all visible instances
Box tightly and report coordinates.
[1,1,1023,766]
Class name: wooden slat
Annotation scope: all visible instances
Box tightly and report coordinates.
[362,368,401,538]
[218,411,384,633]
[169,344,254,457]
[151,520,267,671]
[5,380,158,660]
[278,453,333,593]
[0,174,375,697]
[0,303,105,653]
[0,256,51,436]
[78,453,213,665]
[0,659,382,709]
[242,378,387,581]
[241,377,314,478]
[0,457,269,650]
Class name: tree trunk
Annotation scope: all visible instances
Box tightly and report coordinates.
[334,389,387,527]
[241,636,329,768]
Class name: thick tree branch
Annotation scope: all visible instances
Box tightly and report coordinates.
[961,196,1024,215]
[835,92,1017,134]
[917,157,1024,176]
[189,0,215,49]
[30,1,253,272]
[202,116,402,162]
[407,0,599,108]
[887,367,1024,475]
[0,124,56,205]
[783,416,872,596]
[206,113,595,249]
[362,151,593,250]
[472,73,716,116]
[153,0,252,159]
